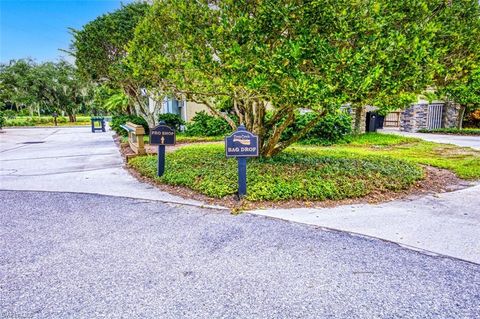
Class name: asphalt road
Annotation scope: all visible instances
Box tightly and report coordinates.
[1,190,479,319]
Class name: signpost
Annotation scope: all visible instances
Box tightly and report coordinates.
[52,112,58,126]
[149,121,176,177]
[225,125,259,198]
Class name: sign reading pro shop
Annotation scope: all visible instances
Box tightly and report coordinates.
[150,124,176,146]
[149,122,176,177]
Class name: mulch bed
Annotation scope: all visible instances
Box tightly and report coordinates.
[114,135,473,211]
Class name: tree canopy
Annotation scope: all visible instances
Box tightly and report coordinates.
[127,0,479,156]
[0,59,92,121]
[69,1,158,125]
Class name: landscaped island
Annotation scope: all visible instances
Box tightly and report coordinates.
[127,134,480,203]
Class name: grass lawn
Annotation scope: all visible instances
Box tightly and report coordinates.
[313,133,480,180]
[5,116,90,127]
[121,134,224,144]
[417,128,480,135]
[128,133,480,202]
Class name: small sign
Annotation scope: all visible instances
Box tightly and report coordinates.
[150,124,176,145]
[225,126,259,158]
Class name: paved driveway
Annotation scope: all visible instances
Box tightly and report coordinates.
[0,127,208,207]
[250,183,480,264]
[1,190,479,318]
[378,129,480,149]
[1,127,480,317]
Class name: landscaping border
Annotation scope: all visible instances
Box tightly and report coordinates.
[115,135,472,211]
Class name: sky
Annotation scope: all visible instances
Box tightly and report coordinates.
[0,0,133,64]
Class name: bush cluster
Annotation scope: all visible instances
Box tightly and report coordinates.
[185,111,233,137]
[5,116,69,126]
[3,110,17,119]
[111,115,150,137]
[0,111,5,129]
[179,110,351,144]
[282,112,352,145]
[157,113,185,130]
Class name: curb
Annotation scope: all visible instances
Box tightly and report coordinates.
[0,188,229,211]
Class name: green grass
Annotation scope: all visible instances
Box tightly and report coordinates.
[119,134,224,144]
[128,132,480,201]
[297,133,480,180]
[129,143,424,201]
[176,134,224,143]
[137,134,224,144]
[122,134,224,144]
[417,128,480,135]
[5,116,90,127]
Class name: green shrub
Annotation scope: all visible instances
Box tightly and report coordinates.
[3,110,16,119]
[417,128,480,135]
[282,111,352,145]
[18,108,31,116]
[129,144,423,201]
[158,113,185,130]
[185,111,233,136]
[111,115,149,137]
[3,115,92,127]
[0,111,5,129]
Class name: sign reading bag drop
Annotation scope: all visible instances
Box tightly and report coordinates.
[150,125,176,146]
[225,126,259,158]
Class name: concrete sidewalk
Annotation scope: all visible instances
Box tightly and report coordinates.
[378,128,480,149]
[0,127,218,208]
[249,182,480,264]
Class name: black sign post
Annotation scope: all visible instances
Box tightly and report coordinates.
[225,125,259,198]
[52,112,58,126]
[150,121,176,177]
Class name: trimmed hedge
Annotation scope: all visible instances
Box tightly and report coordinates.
[4,116,90,127]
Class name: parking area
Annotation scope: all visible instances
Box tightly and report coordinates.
[0,127,205,206]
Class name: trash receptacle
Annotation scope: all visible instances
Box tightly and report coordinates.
[376,114,385,129]
[91,117,106,133]
[366,112,377,132]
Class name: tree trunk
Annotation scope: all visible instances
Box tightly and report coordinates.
[353,105,364,135]
[264,110,327,157]
[457,105,466,129]
[261,110,295,157]
[200,98,237,130]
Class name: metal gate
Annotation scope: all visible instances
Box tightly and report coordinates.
[427,103,443,129]
[384,112,401,127]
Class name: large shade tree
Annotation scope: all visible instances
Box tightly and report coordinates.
[0,59,39,116]
[441,68,480,128]
[128,0,479,156]
[0,59,91,121]
[432,1,480,129]
[69,1,157,125]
